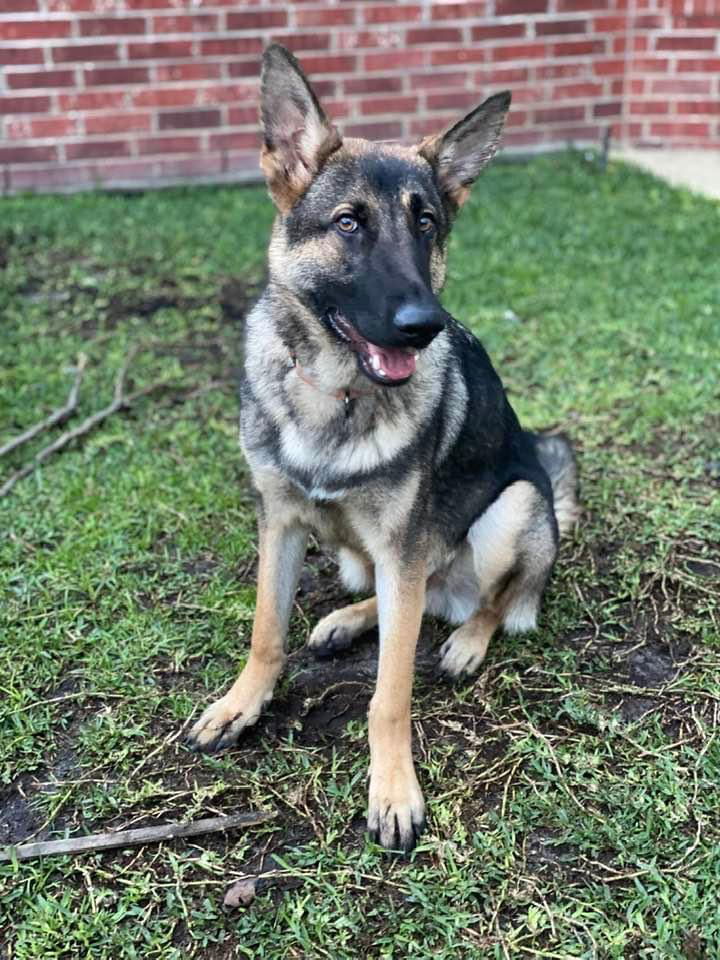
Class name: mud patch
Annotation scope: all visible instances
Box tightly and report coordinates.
[628,643,679,687]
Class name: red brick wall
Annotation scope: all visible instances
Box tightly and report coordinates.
[1,0,718,193]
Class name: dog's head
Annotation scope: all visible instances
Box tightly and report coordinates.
[260,44,510,386]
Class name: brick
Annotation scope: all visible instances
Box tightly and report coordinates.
[227,106,258,126]
[0,95,51,113]
[363,5,422,24]
[592,59,626,76]
[629,100,669,115]
[343,120,403,138]
[209,132,259,150]
[634,14,664,29]
[593,16,627,32]
[495,0,547,13]
[407,27,463,44]
[649,121,710,137]
[676,100,720,115]
[226,9,288,29]
[429,48,485,66]
[651,78,712,94]
[535,19,587,36]
[656,35,716,51]
[0,0,38,10]
[632,57,670,73]
[344,75,403,94]
[53,44,118,63]
[59,91,126,110]
[133,87,199,108]
[137,135,202,155]
[548,124,602,139]
[0,47,44,66]
[471,24,526,41]
[677,58,720,72]
[408,71,465,89]
[271,33,332,52]
[554,81,603,98]
[6,116,77,138]
[228,60,266,79]
[478,66,529,83]
[10,165,95,191]
[66,140,131,160]
[361,95,418,114]
[79,17,146,36]
[0,145,57,164]
[535,62,586,79]
[492,43,548,61]
[129,41,194,59]
[365,53,427,74]
[152,14,219,33]
[503,130,545,147]
[505,110,528,127]
[295,8,355,26]
[6,69,75,89]
[157,156,225,179]
[298,54,357,73]
[155,62,223,83]
[0,20,71,40]
[410,114,456,136]
[593,101,622,116]
[199,38,263,56]
[85,112,153,134]
[159,108,222,130]
[85,66,150,86]
[431,2,486,19]
[558,0,609,9]
[534,105,585,123]
[552,40,605,57]
[427,90,480,111]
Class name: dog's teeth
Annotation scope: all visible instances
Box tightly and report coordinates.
[371,354,381,371]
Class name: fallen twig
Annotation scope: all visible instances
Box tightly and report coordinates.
[0,353,88,460]
[0,353,174,498]
[0,811,274,863]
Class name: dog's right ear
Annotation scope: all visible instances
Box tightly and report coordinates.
[259,44,341,213]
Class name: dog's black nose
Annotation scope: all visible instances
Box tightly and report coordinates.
[392,303,446,347]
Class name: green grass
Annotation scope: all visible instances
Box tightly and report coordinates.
[1,153,719,959]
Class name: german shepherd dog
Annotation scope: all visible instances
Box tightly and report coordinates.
[187,44,579,853]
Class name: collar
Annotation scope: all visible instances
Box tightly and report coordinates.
[289,354,373,418]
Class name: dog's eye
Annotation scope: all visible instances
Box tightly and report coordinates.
[335,214,358,234]
[419,213,436,234]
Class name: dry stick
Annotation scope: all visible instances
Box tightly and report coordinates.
[0,358,174,499]
[0,811,275,863]
[0,352,88,460]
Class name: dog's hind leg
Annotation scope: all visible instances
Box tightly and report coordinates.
[439,480,557,679]
[309,596,378,658]
[186,517,307,752]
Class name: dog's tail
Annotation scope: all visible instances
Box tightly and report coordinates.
[534,432,580,537]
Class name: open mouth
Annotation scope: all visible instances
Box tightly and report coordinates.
[324,309,417,386]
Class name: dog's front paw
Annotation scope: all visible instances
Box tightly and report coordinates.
[367,762,425,854]
[185,673,276,753]
[439,624,490,679]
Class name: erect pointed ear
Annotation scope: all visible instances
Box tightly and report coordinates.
[259,44,342,213]
[418,91,511,208]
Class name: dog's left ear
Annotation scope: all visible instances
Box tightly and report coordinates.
[418,91,511,208]
[260,44,342,213]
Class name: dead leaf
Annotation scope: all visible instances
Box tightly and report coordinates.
[223,876,257,909]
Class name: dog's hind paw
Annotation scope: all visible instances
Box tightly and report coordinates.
[438,623,491,679]
[308,600,378,659]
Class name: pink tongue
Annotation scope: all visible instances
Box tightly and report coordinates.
[366,343,416,381]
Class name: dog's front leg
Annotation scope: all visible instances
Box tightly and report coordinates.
[187,516,307,752]
[367,557,426,853]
